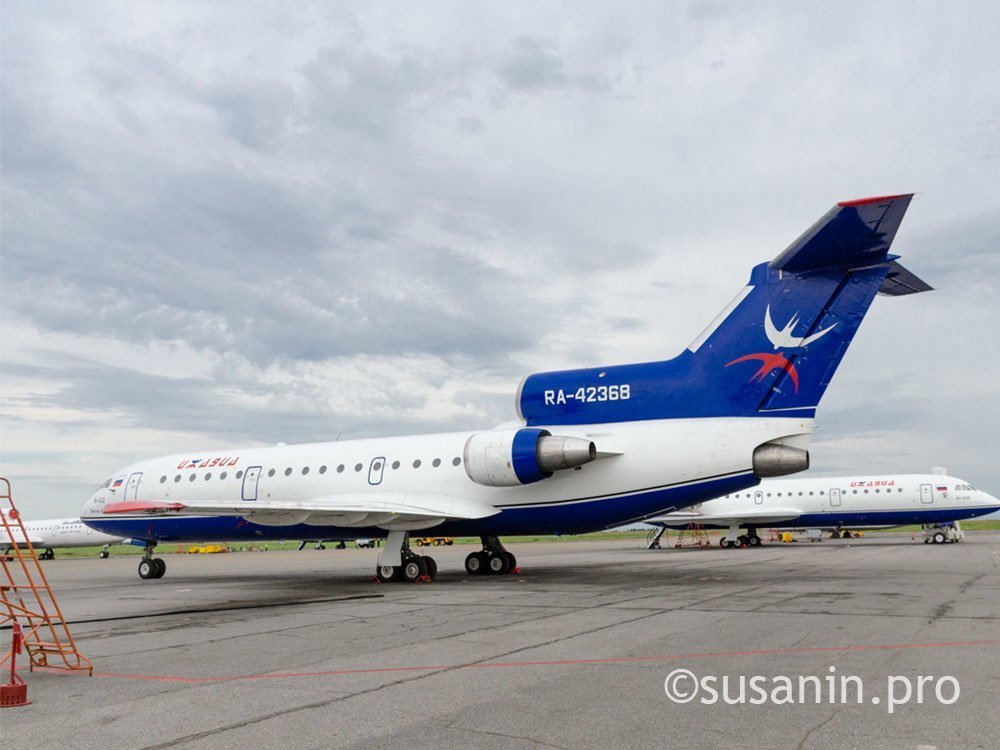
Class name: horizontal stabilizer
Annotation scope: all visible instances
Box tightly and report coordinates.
[771,194,913,273]
[879,260,933,296]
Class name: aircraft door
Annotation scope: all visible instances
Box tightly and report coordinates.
[242,466,262,501]
[828,488,841,508]
[368,457,386,486]
[920,483,933,504]
[754,490,764,505]
[125,472,143,501]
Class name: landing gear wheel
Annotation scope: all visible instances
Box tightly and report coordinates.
[737,535,749,547]
[747,535,761,547]
[719,538,729,548]
[402,556,427,583]
[465,551,487,575]
[138,559,156,579]
[422,555,438,581]
[99,550,109,559]
[376,564,401,582]
[503,551,517,572]
[488,552,511,575]
[151,558,166,578]
[933,531,946,544]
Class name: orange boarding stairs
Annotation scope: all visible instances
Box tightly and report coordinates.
[0,478,92,675]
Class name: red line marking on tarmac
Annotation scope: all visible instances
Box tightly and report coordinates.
[35,639,1000,685]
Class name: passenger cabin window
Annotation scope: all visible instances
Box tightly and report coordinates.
[268,469,276,477]
[302,467,309,475]
[413,460,422,468]
[284,468,292,476]
[392,461,400,470]
[189,473,197,481]
[453,457,461,466]
[337,465,345,473]
[220,472,228,480]
[432,458,441,467]
[319,465,327,474]
[205,473,212,480]
[354,463,363,472]
[174,475,181,482]
[160,476,167,483]
[236,470,244,479]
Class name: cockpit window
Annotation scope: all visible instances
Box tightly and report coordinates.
[99,479,111,489]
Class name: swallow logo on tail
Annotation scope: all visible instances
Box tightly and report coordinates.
[726,306,837,393]
[763,305,836,349]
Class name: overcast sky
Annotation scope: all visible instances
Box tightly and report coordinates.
[2,2,999,517]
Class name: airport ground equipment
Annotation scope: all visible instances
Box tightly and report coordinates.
[415,537,454,546]
[0,478,93,676]
[923,522,963,544]
[675,523,711,549]
[1,622,30,707]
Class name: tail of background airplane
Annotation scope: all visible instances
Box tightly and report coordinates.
[518,194,931,425]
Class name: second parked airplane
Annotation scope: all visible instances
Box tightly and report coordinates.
[645,473,1000,547]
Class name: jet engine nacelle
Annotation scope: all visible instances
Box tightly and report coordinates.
[752,443,810,478]
[463,428,597,487]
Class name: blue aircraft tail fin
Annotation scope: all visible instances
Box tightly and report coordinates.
[518,195,929,424]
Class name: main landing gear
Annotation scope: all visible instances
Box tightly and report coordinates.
[375,531,438,583]
[719,526,762,549]
[465,536,517,576]
[137,542,166,580]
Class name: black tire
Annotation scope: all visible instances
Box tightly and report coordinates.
[138,559,156,580]
[719,538,728,548]
[748,536,761,547]
[933,532,946,544]
[465,551,486,575]
[503,551,517,571]
[488,552,510,575]
[402,556,427,582]
[422,555,438,580]
[376,564,400,582]
[151,558,166,578]
[99,550,109,559]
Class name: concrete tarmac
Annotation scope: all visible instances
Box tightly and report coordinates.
[2,533,999,749]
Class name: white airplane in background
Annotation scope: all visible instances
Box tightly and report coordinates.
[2,515,127,559]
[80,194,933,582]
[645,472,1000,548]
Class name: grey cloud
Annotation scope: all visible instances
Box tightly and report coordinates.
[497,35,615,94]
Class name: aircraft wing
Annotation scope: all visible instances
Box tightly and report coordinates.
[101,492,500,531]
[648,507,803,527]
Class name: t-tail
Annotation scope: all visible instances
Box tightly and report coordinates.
[517,194,931,425]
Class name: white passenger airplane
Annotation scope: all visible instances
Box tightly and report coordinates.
[2,515,127,559]
[80,194,933,582]
[645,473,1000,548]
